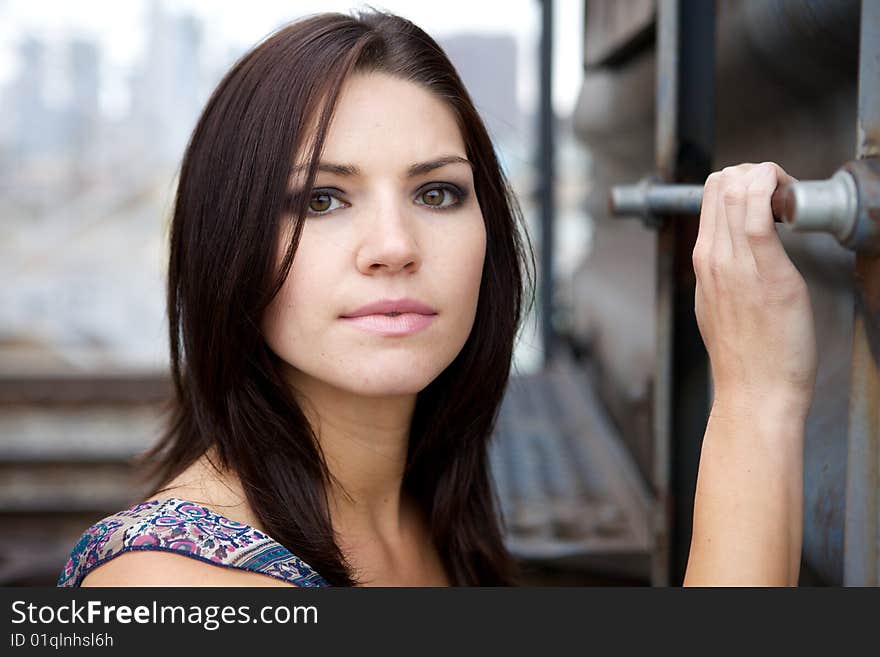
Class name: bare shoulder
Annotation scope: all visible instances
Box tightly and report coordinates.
[80,551,298,587]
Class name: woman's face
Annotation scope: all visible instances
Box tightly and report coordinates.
[262,72,487,398]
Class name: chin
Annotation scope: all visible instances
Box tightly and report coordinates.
[320,350,449,396]
[340,366,440,397]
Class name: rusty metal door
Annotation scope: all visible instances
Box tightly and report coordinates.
[844,0,880,586]
[650,0,715,587]
[610,0,880,586]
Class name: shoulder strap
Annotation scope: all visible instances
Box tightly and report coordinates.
[57,498,328,587]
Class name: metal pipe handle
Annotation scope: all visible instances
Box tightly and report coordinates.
[610,171,859,243]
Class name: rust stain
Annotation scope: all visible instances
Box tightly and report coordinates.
[858,122,880,160]
[854,256,880,366]
[843,158,880,254]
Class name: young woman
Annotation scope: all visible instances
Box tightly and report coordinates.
[57,9,816,588]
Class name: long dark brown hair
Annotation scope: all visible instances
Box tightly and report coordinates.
[136,8,536,586]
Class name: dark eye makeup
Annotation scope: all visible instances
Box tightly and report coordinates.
[287,182,470,217]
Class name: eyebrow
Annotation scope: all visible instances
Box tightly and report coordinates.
[291,155,474,179]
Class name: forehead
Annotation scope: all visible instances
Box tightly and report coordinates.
[297,72,467,173]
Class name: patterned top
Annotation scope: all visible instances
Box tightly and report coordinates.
[57,497,329,587]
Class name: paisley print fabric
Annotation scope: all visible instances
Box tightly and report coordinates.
[57,497,329,587]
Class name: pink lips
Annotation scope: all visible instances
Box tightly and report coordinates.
[340,313,436,336]
[339,297,437,337]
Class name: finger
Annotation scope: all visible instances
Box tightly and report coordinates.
[744,162,790,275]
[759,160,798,185]
[693,171,720,276]
[720,167,753,262]
[711,170,733,267]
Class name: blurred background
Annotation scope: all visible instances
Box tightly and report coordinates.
[1,0,877,586]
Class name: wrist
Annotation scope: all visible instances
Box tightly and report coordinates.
[703,398,807,468]
[710,386,813,427]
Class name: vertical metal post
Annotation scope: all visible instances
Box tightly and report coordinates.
[652,0,715,586]
[844,0,880,586]
[538,0,556,364]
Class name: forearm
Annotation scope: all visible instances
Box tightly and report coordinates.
[683,400,805,586]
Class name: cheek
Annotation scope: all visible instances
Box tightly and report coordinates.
[261,235,329,350]
[453,220,487,300]
[431,217,486,335]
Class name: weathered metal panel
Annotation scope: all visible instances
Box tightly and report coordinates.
[652,0,714,586]
[576,0,870,585]
[491,356,653,562]
[539,0,557,362]
[844,0,880,586]
[584,0,656,69]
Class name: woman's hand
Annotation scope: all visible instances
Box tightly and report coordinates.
[692,162,818,420]
[685,162,816,586]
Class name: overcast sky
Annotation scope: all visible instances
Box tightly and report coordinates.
[0,0,584,117]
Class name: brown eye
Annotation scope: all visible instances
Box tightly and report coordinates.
[418,184,464,209]
[306,191,345,216]
[309,193,333,213]
[421,188,445,206]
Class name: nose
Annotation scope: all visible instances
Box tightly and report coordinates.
[356,191,422,275]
